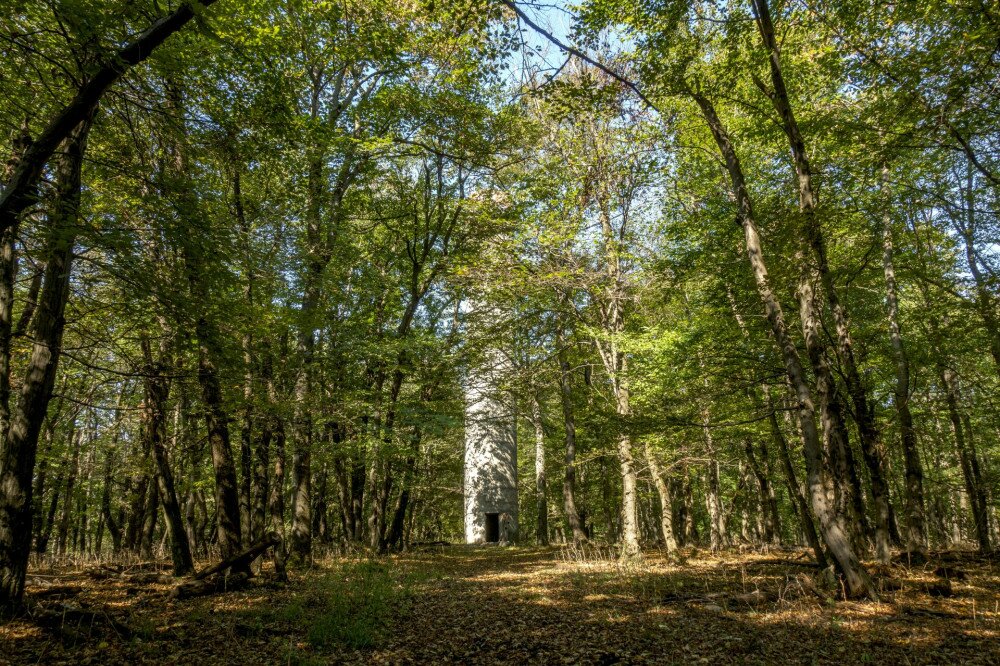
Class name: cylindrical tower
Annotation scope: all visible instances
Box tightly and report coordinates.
[463,350,518,544]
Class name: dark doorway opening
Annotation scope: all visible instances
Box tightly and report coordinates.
[485,513,500,543]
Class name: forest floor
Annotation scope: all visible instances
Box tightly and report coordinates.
[1,545,999,665]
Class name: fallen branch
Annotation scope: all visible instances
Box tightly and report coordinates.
[171,533,281,600]
[172,571,251,600]
[193,532,281,581]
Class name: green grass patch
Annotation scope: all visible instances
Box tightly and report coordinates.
[274,559,426,651]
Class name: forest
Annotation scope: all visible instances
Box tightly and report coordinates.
[0,0,998,663]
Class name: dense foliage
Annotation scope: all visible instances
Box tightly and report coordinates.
[0,0,997,604]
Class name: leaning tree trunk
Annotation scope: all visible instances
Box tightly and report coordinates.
[770,391,826,565]
[752,0,889,561]
[0,115,92,606]
[141,336,193,575]
[643,440,677,553]
[691,90,875,597]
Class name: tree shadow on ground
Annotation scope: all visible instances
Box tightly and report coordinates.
[1,546,997,665]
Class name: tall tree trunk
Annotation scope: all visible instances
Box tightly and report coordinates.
[0,122,32,447]
[530,393,549,545]
[744,438,781,545]
[690,90,875,597]
[880,165,927,556]
[252,417,271,545]
[770,392,826,565]
[556,321,587,544]
[139,470,159,559]
[141,336,193,575]
[0,116,92,606]
[957,160,1000,374]
[643,440,677,553]
[100,443,122,554]
[31,411,61,554]
[385,423,420,552]
[56,426,81,556]
[941,368,991,552]
[268,415,288,580]
[752,0,888,561]
[701,408,727,551]
[166,87,245,569]
[615,385,640,558]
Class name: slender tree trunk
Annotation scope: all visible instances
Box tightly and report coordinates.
[880,165,927,556]
[385,423,420,552]
[252,418,271,545]
[556,322,587,544]
[744,438,781,545]
[141,337,193,575]
[0,116,92,605]
[530,393,549,545]
[268,415,288,580]
[691,90,875,597]
[166,88,245,569]
[770,392,826,565]
[56,427,81,556]
[957,160,1000,374]
[643,440,677,553]
[701,409,726,550]
[100,442,122,553]
[615,384,640,558]
[941,368,991,552]
[31,412,60,554]
[0,123,32,447]
[139,471,159,559]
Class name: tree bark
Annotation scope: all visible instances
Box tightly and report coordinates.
[744,438,781,545]
[770,392,826,564]
[268,413,288,580]
[530,393,549,545]
[880,165,927,556]
[556,320,587,544]
[701,407,727,551]
[55,427,81,556]
[941,368,991,552]
[752,0,888,560]
[0,116,92,605]
[141,336,193,575]
[691,90,875,597]
[643,440,677,553]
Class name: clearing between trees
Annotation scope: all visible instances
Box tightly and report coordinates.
[2,546,998,665]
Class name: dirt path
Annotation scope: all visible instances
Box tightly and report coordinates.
[2,547,999,664]
[373,547,1000,665]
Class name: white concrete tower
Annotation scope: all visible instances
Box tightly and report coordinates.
[463,349,518,544]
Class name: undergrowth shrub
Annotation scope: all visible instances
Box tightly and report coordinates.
[281,559,417,650]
